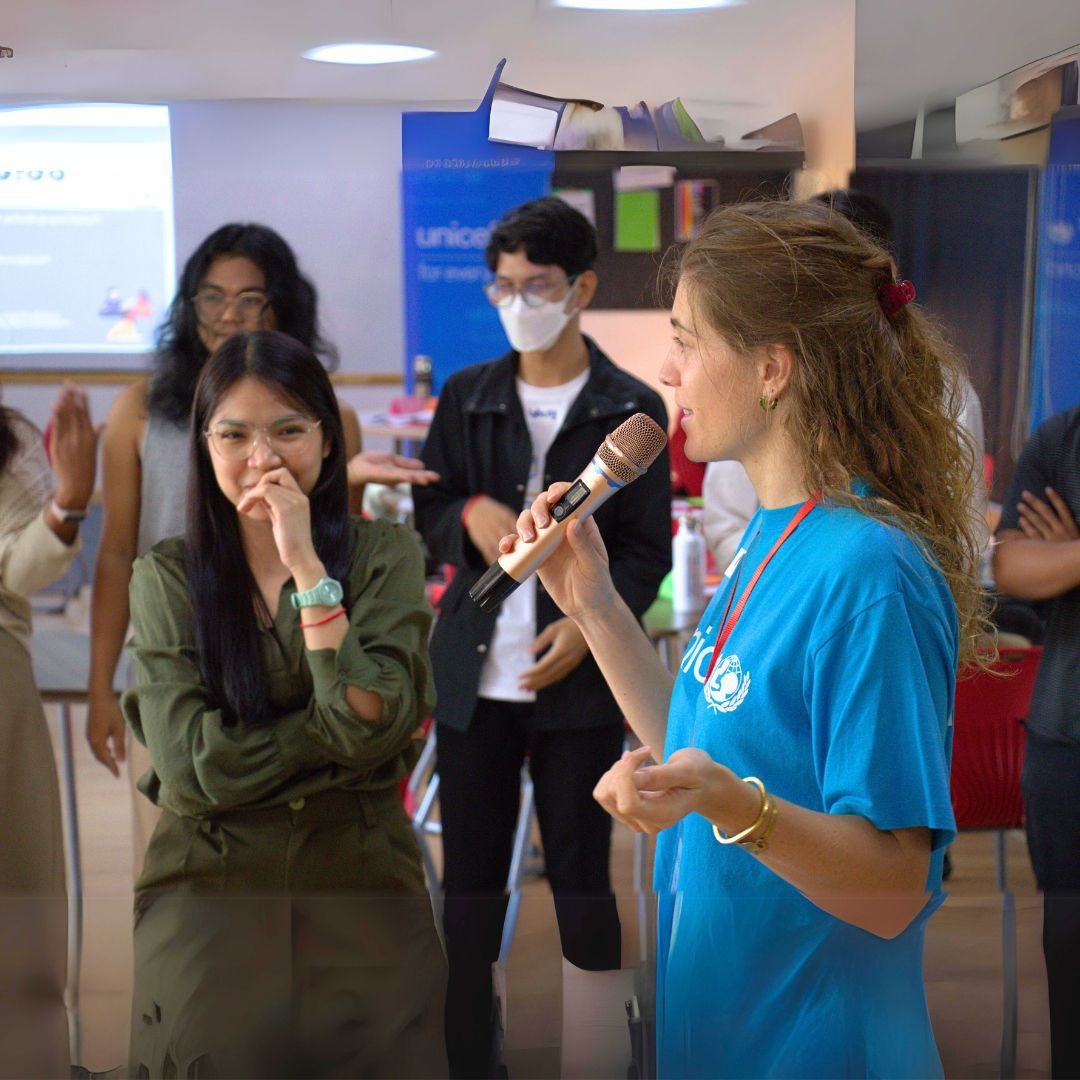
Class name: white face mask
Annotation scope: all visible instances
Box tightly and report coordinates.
[497,292,576,354]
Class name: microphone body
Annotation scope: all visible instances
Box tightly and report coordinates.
[469,413,667,613]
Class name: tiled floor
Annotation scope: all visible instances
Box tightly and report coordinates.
[47,697,1050,1078]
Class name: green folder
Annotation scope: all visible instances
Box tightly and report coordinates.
[614,189,661,252]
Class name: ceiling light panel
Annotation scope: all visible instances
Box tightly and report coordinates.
[303,43,436,65]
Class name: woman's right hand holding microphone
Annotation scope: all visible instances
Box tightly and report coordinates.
[499,481,618,624]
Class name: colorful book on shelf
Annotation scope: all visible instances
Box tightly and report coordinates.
[654,97,719,150]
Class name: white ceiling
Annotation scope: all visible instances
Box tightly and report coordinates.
[0,0,842,122]
[0,0,1078,133]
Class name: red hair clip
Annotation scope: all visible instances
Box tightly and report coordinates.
[878,279,916,316]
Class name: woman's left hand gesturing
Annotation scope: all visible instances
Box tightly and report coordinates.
[236,467,318,571]
[594,746,745,835]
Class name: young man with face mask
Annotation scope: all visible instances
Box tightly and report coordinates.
[413,196,671,1079]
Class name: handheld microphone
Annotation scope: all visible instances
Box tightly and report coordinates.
[469,412,668,613]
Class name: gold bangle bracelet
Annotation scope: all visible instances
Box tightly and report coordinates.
[743,795,779,854]
[712,776,767,846]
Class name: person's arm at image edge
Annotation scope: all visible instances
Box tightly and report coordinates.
[0,386,97,594]
[992,421,1080,600]
[994,530,1080,600]
[87,383,144,775]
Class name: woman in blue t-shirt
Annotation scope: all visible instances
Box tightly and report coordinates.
[500,200,987,1078]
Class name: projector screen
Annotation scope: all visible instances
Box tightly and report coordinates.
[0,103,175,366]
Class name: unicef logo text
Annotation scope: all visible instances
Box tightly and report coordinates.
[414,220,495,250]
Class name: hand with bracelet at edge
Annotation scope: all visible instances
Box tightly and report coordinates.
[46,382,101,541]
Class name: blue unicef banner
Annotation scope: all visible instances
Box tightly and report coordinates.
[402,61,553,393]
[1030,108,1080,429]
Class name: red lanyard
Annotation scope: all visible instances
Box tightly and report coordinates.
[705,495,819,682]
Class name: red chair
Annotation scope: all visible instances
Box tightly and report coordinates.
[667,419,705,498]
[950,645,1043,1080]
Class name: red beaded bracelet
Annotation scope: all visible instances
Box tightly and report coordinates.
[300,607,347,629]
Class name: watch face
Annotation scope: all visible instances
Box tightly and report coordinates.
[318,579,344,604]
[292,577,343,609]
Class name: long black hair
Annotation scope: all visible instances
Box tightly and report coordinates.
[0,407,20,474]
[186,330,350,727]
[150,223,339,424]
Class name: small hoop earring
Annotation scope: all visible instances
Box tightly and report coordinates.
[759,395,779,412]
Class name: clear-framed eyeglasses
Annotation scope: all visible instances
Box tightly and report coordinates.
[204,418,322,461]
[192,288,270,326]
[482,273,579,309]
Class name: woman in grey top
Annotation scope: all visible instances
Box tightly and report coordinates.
[87,224,436,867]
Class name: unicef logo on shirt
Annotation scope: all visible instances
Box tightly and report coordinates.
[703,654,751,713]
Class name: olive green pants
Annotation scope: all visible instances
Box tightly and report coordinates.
[130,786,447,1079]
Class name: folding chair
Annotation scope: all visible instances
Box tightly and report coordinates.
[950,645,1043,1079]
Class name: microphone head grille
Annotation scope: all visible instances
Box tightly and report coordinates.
[598,413,668,484]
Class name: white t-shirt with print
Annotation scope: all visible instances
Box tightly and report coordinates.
[478,369,590,702]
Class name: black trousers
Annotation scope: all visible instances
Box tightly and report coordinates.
[437,699,625,1078]
[1022,730,1080,1080]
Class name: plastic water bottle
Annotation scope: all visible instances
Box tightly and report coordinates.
[672,515,706,612]
[413,354,433,402]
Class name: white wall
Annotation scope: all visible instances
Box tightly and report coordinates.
[170,101,405,377]
[582,310,675,420]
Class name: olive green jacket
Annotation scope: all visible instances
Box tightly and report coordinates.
[122,517,435,819]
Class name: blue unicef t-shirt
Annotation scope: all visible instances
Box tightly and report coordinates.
[654,496,958,1079]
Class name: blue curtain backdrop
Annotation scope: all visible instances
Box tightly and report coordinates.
[1030,106,1080,429]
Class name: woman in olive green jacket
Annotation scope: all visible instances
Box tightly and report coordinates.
[122,330,446,1078]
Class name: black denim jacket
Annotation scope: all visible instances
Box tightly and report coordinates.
[413,338,671,733]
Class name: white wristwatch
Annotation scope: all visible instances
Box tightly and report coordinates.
[50,499,88,523]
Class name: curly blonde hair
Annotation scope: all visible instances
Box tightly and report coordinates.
[673,199,988,665]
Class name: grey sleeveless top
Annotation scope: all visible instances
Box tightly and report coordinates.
[137,412,190,558]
